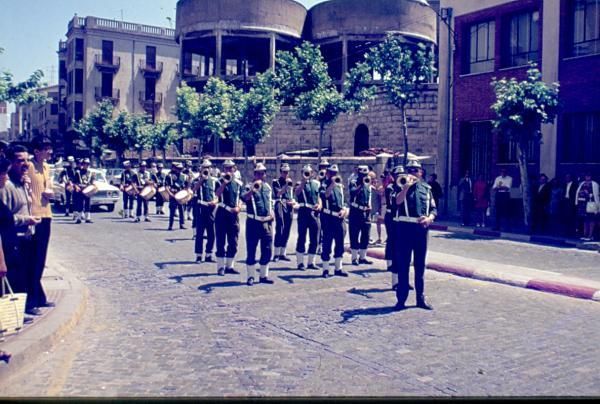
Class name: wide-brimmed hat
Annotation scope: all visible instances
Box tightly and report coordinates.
[327,164,339,173]
[223,159,235,168]
[173,162,184,169]
[392,165,405,175]
[67,156,75,163]
[357,165,369,175]
[254,162,267,172]
[406,160,422,169]
[302,164,313,172]
[123,160,131,167]
[82,158,91,164]
[319,159,331,168]
[280,163,290,172]
[201,159,212,168]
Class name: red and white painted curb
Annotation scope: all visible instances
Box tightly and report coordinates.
[364,248,600,302]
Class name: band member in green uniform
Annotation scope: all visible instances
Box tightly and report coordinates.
[165,162,189,231]
[272,163,295,262]
[295,164,321,270]
[120,161,135,218]
[193,159,218,263]
[215,160,242,276]
[74,158,95,224]
[58,156,77,217]
[132,161,152,222]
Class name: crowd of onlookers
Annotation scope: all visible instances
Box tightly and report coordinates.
[0,139,55,363]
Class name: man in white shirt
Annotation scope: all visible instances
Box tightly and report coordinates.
[492,168,512,231]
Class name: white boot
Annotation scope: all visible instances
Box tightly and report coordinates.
[225,257,238,274]
[386,260,393,269]
[322,260,330,277]
[260,265,273,283]
[335,257,343,272]
[351,249,359,263]
[217,257,225,275]
[246,264,257,285]
[296,252,305,269]
[86,212,92,223]
[392,273,399,289]
[307,254,317,269]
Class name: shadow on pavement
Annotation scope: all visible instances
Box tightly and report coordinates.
[198,281,243,294]
[165,238,194,243]
[169,272,216,283]
[347,287,391,299]
[278,274,324,284]
[339,305,400,323]
[351,268,384,278]
[155,260,198,270]
[144,228,174,232]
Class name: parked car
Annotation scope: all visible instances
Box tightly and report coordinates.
[106,168,124,186]
[51,168,120,212]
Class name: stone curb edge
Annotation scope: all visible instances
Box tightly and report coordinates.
[365,248,600,303]
[429,224,599,252]
[0,262,89,380]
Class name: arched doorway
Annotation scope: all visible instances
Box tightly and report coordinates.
[354,124,369,156]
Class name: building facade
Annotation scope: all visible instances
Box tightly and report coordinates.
[437,0,600,202]
[4,86,60,145]
[58,15,180,156]
[0,102,8,140]
[175,0,439,164]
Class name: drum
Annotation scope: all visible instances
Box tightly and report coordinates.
[174,189,193,205]
[125,184,138,196]
[82,184,98,197]
[158,186,170,201]
[66,183,74,192]
[140,185,156,201]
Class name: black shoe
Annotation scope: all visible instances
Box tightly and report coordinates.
[23,317,34,324]
[409,284,414,291]
[297,263,305,270]
[64,212,70,217]
[322,270,330,278]
[204,256,214,263]
[273,255,280,263]
[180,225,186,230]
[352,259,360,266]
[217,268,225,276]
[334,270,349,277]
[247,277,255,286]
[394,302,406,311]
[0,351,12,364]
[76,219,82,224]
[392,284,398,291]
[259,277,274,284]
[196,255,202,263]
[359,258,373,265]
[168,226,173,231]
[226,267,240,275]
[85,219,93,223]
[306,264,318,270]
[25,308,42,316]
[135,217,141,222]
[144,217,151,222]
[279,256,291,262]
[416,296,433,310]
[39,302,56,308]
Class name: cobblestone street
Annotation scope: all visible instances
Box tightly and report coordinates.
[2,210,600,396]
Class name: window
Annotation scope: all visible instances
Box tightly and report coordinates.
[67,71,73,95]
[466,21,495,73]
[74,101,83,122]
[75,38,84,61]
[74,68,83,94]
[102,40,113,64]
[504,11,540,67]
[572,0,600,57]
[59,61,67,81]
[50,104,58,115]
[498,138,537,164]
[561,112,600,163]
[101,73,113,97]
[146,46,156,68]
[225,59,238,76]
[145,78,156,100]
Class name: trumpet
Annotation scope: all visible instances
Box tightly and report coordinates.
[202,169,210,178]
[222,173,232,183]
[318,170,326,180]
[303,170,312,179]
[396,174,409,187]
[286,178,294,187]
[363,176,371,185]
[333,176,342,185]
[253,180,262,191]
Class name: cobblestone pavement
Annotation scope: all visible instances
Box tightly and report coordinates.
[2,209,599,396]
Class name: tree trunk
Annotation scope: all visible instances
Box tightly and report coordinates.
[516,138,531,229]
[162,148,167,162]
[401,105,409,167]
[152,147,156,157]
[244,144,250,180]
[318,123,324,167]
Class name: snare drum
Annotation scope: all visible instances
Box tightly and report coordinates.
[140,185,156,201]
[174,189,193,205]
[158,186,170,201]
[82,184,98,197]
[125,184,138,196]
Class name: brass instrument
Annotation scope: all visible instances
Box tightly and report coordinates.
[222,173,232,183]
[363,176,371,185]
[333,176,342,185]
[303,170,312,179]
[253,180,262,191]
[286,178,294,187]
[202,169,210,178]
[318,170,326,180]
[396,174,409,187]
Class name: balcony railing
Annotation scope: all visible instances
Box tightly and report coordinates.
[95,87,120,105]
[139,60,163,77]
[94,54,121,72]
[138,92,163,112]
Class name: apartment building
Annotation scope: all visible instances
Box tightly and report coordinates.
[0,102,8,141]
[58,15,179,156]
[4,85,59,145]
[437,0,600,198]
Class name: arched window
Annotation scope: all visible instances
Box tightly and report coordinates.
[354,124,369,156]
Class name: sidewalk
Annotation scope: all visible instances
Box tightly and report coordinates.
[363,246,600,303]
[0,260,88,379]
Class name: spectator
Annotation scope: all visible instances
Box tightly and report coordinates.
[492,168,513,231]
[370,171,384,245]
[561,173,578,237]
[27,138,55,310]
[0,157,15,364]
[473,174,489,228]
[548,178,563,235]
[457,170,474,226]
[428,174,443,213]
[532,173,551,234]
[0,145,41,316]
[575,173,599,241]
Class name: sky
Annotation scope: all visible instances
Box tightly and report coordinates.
[0,0,324,84]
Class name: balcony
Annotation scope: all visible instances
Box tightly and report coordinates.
[178,65,203,82]
[94,54,121,73]
[138,91,163,113]
[139,60,163,78]
[95,87,120,105]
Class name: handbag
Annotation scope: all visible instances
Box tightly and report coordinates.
[586,201,599,214]
[0,277,27,337]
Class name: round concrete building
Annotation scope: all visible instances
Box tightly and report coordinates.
[176,0,307,87]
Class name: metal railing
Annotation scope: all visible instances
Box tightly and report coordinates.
[95,87,120,101]
[139,60,164,75]
[94,54,121,69]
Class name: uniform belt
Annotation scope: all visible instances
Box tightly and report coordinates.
[247,214,271,222]
[199,200,213,207]
[298,203,316,209]
[386,209,392,214]
[217,203,235,213]
[350,203,370,211]
[393,216,421,223]
[322,209,342,216]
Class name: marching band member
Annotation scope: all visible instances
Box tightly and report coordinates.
[193,159,218,263]
[74,158,95,224]
[319,164,348,278]
[58,156,77,217]
[153,162,167,215]
[242,163,275,286]
[294,164,321,270]
[385,166,403,290]
[215,160,242,276]
[316,159,330,255]
[120,161,135,219]
[165,162,189,231]
[132,161,152,223]
[348,165,374,266]
[183,160,194,221]
[272,163,295,262]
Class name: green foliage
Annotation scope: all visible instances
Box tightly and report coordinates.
[491,64,560,142]
[230,72,280,153]
[343,62,377,114]
[143,120,180,154]
[0,48,49,105]
[175,82,200,138]
[75,99,115,158]
[364,34,434,109]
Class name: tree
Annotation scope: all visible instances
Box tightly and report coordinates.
[230,71,281,171]
[491,64,559,228]
[144,120,180,160]
[75,99,115,161]
[363,34,435,166]
[273,42,375,163]
[0,47,49,105]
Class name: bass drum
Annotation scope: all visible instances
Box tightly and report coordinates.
[82,184,98,197]
[158,186,170,201]
[140,185,157,201]
[174,189,193,205]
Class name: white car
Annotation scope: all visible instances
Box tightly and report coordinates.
[51,168,121,212]
[106,168,124,186]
